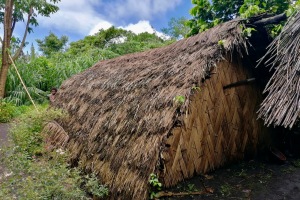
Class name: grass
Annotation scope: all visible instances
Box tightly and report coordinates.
[0,105,108,199]
[0,101,30,123]
[220,183,232,197]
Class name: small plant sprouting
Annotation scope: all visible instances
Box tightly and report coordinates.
[85,173,109,198]
[149,173,162,199]
[218,39,225,47]
[192,86,201,91]
[242,27,256,38]
[220,183,232,197]
[173,95,185,105]
[187,183,197,192]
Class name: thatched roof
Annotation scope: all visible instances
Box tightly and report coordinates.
[258,11,300,128]
[52,19,250,199]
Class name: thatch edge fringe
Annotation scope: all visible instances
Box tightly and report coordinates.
[257,11,300,128]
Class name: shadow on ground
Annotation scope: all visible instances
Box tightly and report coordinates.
[161,158,300,200]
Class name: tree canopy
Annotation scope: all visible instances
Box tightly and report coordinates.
[68,27,173,56]
[0,0,61,98]
[187,0,296,36]
[36,32,68,57]
[161,17,191,39]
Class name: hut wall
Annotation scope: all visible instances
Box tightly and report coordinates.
[161,56,267,187]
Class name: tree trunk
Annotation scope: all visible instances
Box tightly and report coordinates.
[0,0,13,98]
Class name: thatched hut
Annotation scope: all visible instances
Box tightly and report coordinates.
[258,11,300,129]
[47,18,271,199]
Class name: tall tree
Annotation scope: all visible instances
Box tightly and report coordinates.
[0,0,60,98]
[36,32,68,57]
[30,43,36,60]
[161,17,191,39]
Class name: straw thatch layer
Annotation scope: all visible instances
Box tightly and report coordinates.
[48,19,265,199]
[258,11,300,128]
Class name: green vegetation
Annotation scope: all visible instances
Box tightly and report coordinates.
[218,39,225,47]
[149,173,163,199]
[161,17,191,39]
[36,32,68,57]
[187,0,299,36]
[242,27,257,38]
[173,95,186,105]
[2,27,174,106]
[0,0,61,98]
[0,106,108,199]
[0,101,29,122]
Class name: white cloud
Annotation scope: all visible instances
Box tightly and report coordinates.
[36,0,181,38]
[38,0,110,36]
[106,0,182,20]
[88,21,113,35]
[89,20,169,40]
[119,20,155,34]
[119,21,169,39]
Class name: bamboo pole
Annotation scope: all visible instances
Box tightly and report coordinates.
[0,36,38,111]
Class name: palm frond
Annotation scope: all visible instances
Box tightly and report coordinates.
[258,11,300,128]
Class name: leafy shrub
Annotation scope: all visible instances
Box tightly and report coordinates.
[10,105,63,156]
[0,106,108,199]
[0,101,16,122]
[0,101,30,122]
[149,173,162,199]
[84,173,109,198]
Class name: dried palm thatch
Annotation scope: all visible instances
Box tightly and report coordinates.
[258,11,300,128]
[47,18,268,199]
[43,121,69,151]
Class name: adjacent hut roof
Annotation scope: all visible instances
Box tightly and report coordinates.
[51,19,250,199]
[258,11,300,128]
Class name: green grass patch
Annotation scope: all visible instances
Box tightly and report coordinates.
[0,106,108,199]
[0,101,30,123]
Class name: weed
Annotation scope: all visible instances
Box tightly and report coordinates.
[218,39,225,47]
[0,101,30,122]
[220,183,232,197]
[149,173,162,199]
[237,169,247,178]
[173,95,185,105]
[85,173,109,198]
[192,86,201,91]
[281,166,296,173]
[242,27,256,38]
[186,183,198,192]
[292,159,300,168]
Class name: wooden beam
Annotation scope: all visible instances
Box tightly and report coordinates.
[254,13,287,26]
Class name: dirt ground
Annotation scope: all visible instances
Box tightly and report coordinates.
[0,123,10,176]
[0,123,9,147]
[161,158,300,200]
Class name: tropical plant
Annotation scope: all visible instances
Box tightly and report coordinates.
[161,17,191,39]
[36,32,68,57]
[0,0,61,98]
[187,0,292,36]
[149,173,162,199]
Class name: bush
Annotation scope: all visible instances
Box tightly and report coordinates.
[0,106,108,199]
[0,101,16,122]
[10,105,63,156]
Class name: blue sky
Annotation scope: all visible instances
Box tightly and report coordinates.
[14,0,194,49]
